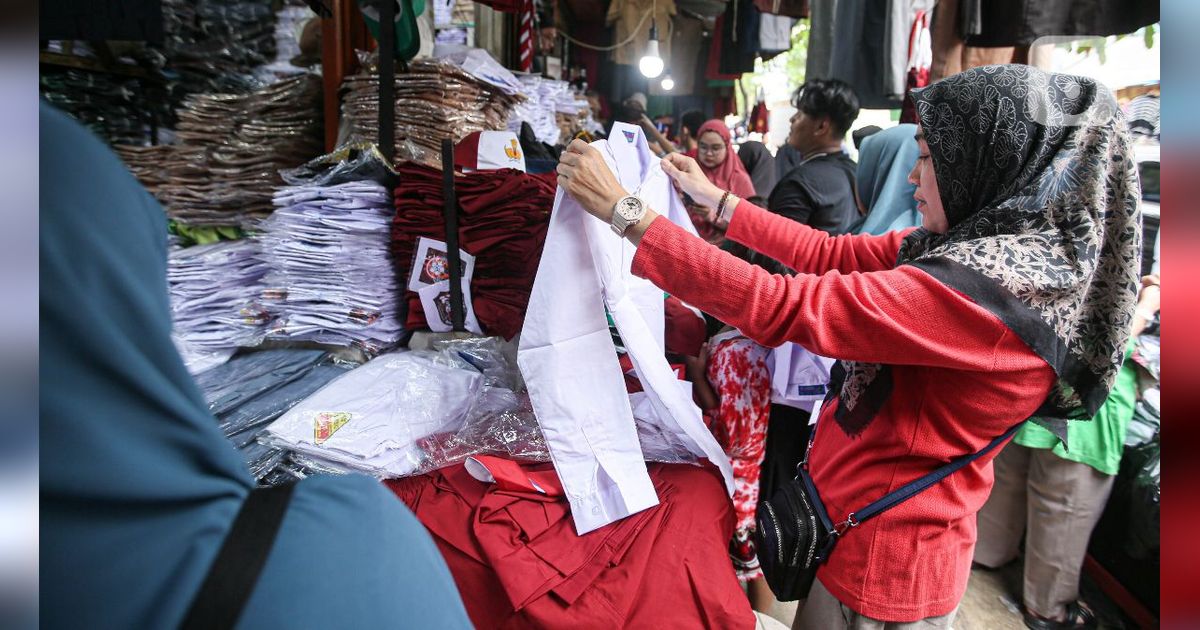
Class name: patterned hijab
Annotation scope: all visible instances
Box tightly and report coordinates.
[830,65,1142,441]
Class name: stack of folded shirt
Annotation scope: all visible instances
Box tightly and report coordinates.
[156,73,323,227]
[391,162,556,339]
[509,75,589,146]
[341,58,523,167]
[40,67,172,147]
[158,0,278,104]
[262,351,485,478]
[259,180,403,354]
[113,144,174,196]
[168,239,270,354]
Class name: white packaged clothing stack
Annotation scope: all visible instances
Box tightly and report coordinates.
[519,122,733,535]
[169,239,269,355]
[263,351,483,477]
[260,181,404,354]
[509,74,588,146]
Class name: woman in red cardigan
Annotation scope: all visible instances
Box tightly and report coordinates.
[556,65,1142,629]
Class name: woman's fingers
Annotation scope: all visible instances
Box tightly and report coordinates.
[565,138,590,156]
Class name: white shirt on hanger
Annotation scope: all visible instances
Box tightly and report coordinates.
[519,122,733,535]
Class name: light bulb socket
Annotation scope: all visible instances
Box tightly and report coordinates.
[649,19,659,42]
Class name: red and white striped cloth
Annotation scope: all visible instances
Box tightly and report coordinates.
[518,0,535,71]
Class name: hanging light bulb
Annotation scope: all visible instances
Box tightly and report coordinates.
[638,20,664,78]
[661,74,675,91]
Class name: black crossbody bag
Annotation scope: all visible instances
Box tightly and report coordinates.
[754,418,1023,601]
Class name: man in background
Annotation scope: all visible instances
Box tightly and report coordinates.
[768,78,861,235]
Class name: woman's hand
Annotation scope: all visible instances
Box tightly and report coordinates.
[661,153,723,208]
[557,139,628,222]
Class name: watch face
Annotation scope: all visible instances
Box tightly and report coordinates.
[617,197,642,220]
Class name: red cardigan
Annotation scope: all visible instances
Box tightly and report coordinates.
[631,201,1056,622]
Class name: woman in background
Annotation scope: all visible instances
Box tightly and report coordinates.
[852,123,923,235]
[686,119,756,244]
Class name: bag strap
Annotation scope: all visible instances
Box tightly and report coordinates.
[842,422,1024,531]
[180,482,297,630]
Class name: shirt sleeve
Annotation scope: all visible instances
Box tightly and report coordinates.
[632,216,1041,372]
[726,199,912,275]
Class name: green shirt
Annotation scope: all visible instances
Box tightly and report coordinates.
[1014,345,1139,476]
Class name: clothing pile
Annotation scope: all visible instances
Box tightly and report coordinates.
[168,239,269,362]
[340,57,523,167]
[193,348,353,480]
[112,144,174,196]
[391,163,555,339]
[386,460,754,627]
[158,0,279,104]
[509,74,588,146]
[39,67,171,146]
[262,350,490,477]
[156,73,323,227]
[259,180,403,354]
[261,1,313,77]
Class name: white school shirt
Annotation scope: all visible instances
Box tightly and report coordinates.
[519,122,733,534]
[768,342,836,412]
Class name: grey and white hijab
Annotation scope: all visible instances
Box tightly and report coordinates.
[829,65,1142,441]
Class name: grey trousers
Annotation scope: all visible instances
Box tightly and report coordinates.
[973,444,1115,621]
[793,579,959,629]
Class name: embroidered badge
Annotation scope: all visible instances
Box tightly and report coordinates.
[504,138,522,161]
[623,130,637,143]
[314,411,351,444]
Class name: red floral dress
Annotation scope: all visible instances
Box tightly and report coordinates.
[704,333,772,582]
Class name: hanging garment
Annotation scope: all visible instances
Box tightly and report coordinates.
[752,0,808,18]
[899,9,932,124]
[885,0,937,103]
[518,122,732,534]
[804,0,838,80]
[828,0,898,109]
[758,13,796,60]
[964,0,1158,47]
[719,0,761,75]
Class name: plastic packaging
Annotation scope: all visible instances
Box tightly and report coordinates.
[430,336,523,391]
[280,142,398,188]
[262,351,485,477]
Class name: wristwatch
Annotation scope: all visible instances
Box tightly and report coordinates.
[610,195,648,236]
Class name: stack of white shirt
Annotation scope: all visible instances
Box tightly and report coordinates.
[259,181,404,354]
[169,239,269,354]
[509,75,589,146]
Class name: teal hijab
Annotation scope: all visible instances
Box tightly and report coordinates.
[852,123,921,235]
[40,103,470,629]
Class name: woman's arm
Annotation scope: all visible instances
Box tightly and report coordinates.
[723,198,911,274]
[661,153,909,274]
[631,216,1028,371]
